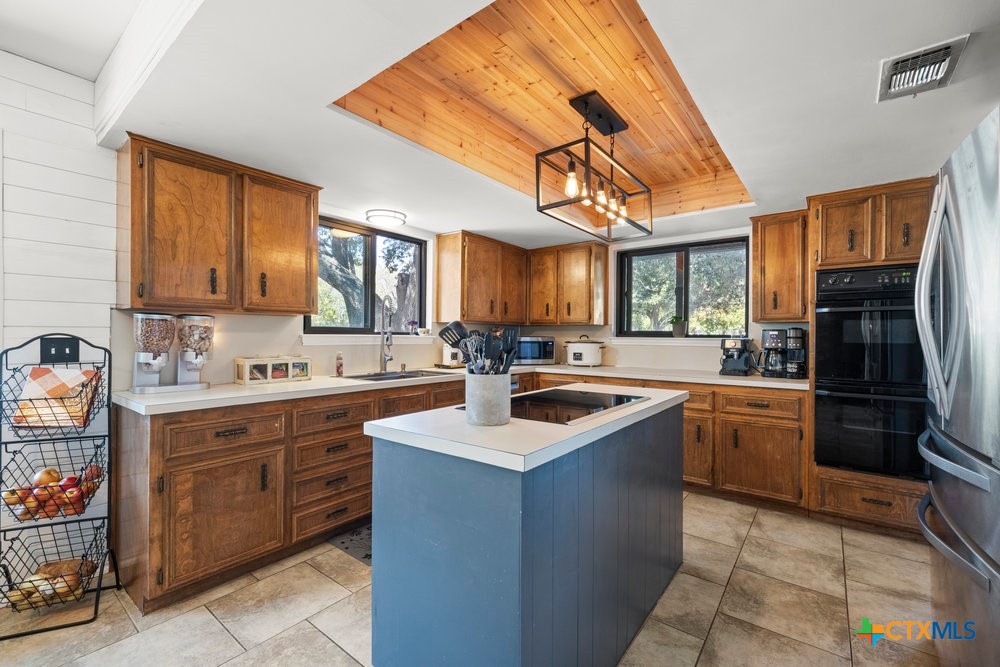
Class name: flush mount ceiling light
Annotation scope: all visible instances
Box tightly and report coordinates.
[366,209,406,227]
[877,34,970,103]
[536,91,652,242]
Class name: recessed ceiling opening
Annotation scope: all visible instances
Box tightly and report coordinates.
[877,34,970,103]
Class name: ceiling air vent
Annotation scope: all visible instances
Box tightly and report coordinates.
[877,34,970,102]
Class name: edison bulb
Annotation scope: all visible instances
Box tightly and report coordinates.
[618,196,628,219]
[564,158,579,197]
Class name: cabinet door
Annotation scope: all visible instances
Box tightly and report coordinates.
[752,212,806,321]
[139,145,238,309]
[816,196,875,267]
[243,175,318,313]
[683,413,713,487]
[528,249,558,324]
[500,245,527,324]
[463,235,501,322]
[882,187,931,262]
[162,447,284,590]
[718,418,801,503]
[558,245,593,324]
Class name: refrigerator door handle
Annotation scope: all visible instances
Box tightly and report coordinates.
[918,429,991,491]
[915,178,948,413]
[918,490,993,591]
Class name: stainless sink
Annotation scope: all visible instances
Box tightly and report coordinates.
[347,370,454,381]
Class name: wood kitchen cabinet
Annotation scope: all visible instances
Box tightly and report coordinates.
[161,447,284,591]
[751,210,807,322]
[528,242,608,325]
[683,414,714,487]
[717,418,801,504]
[807,177,935,269]
[436,231,526,323]
[120,134,320,314]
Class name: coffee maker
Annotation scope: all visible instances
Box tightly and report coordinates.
[760,329,787,378]
[719,338,753,376]
[785,327,807,379]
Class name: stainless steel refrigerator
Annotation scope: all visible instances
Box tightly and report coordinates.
[916,106,1000,664]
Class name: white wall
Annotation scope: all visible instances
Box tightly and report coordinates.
[0,50,117,350]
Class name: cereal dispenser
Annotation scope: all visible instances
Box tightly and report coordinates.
[132,313,175,391]
[176,314,214,389]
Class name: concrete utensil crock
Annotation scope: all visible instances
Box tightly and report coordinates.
[465,373,511,426]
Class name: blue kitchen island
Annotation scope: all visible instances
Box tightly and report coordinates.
[363,382,688,666]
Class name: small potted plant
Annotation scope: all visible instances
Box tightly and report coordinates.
[669,315,687,338]
[406,319,419,335]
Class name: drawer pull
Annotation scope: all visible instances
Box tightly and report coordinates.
[326,507,349,520]
[732,428,739,448]
[326,475,349,487]
[745,401,771,409]
[260,463,268,492]
[325,411,349,421]
[215,427,249,438]
[326,443,349,454]
[695,424,702,443]
[861,496,893,507]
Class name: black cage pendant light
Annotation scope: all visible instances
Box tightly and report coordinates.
[535,91,652,242]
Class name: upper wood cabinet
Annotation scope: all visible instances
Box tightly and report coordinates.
[808,177,935,269]
[242,174,318,313]
[751,210,807,322]
[528,242,608,325]
[121,134,320,314]
[435,232,531,324]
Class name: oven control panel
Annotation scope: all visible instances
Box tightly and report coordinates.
[817,266,917,294]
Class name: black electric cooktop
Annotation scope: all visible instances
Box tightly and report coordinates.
[510,388,648,425]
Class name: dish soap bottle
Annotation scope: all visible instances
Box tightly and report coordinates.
[335,351,344,377]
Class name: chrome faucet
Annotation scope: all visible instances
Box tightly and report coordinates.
[379,298,394,373]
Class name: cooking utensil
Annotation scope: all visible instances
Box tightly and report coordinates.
[439,321,468,349]
[500,348,517,374]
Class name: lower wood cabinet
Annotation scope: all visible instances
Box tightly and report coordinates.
[162,446,285,590]
[718,418,801,504]
[812,466,925,530]
[682,413,714,487]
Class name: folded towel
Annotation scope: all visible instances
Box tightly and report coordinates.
[13,367,100,428]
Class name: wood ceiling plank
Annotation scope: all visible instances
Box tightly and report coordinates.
[651,169,750,217]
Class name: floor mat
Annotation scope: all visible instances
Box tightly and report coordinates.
[330,522,372,565]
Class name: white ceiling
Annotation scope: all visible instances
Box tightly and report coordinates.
[23,0,1000,248]
[0,0,140,80]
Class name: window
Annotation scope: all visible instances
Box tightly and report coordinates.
[617,238,748,337]
[305,218,426,334]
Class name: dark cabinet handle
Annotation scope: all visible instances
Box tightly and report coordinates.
[137,282,144,298]
[490,299,494,314]
[545,303,550,317]
[902,223,911,247]
[847,228,855,252]
[326,507,349,520]
[210,267,217,295]
[260,463,268,492]
[325,442,349,454]
[215,427,248,438]
[566,301,571,317]
[695,424,702,443]
[260,272,267,297]
[732,428,739,448]
[772,291,778,310]
[326,475,349,487]
[746,401,770,409]
[862,496,893,507]
[325,411,349,421]
[504,301,508,315]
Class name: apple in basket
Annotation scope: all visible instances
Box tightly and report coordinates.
[58,475,80,492]
[82,465,103,482]
[31,467,61,486]
[1,489,21,506]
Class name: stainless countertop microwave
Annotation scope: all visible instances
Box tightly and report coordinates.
[514,336,555,365]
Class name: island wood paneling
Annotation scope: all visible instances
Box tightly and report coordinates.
[333,0,750,219]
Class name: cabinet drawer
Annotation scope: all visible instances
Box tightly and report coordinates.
[293,432,371,474]
[291,489,371,543]
[293,400,373,436]
[293,460,372,507]
[817,478,921,528]
[684,389,714,412]
[164,412,285,459]
[380,390,428,418]
[719,393,800,420]
[430,382,465,408]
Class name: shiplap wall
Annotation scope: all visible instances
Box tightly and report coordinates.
[0,50,116,351]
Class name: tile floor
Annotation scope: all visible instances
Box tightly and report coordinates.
[0,492,937,666]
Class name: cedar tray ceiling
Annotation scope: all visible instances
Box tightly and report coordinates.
[333,0,751,220]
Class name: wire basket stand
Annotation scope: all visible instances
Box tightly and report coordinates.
[0,334,120,641]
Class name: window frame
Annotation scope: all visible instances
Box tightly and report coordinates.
[304,217,427,335]
[616,236,749,338]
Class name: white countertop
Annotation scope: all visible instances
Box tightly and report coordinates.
[535,365,810,390]
[363,382,688,472]
[111,364,806,415]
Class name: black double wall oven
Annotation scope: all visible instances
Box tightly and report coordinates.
[813,265,929,479]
